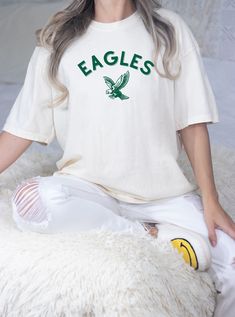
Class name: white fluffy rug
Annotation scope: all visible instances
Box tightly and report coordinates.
[0,143,234,317]
[0,229,216,317]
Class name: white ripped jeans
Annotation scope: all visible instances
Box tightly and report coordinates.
[11,173,235,317]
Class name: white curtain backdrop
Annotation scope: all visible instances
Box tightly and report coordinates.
[162,0,222,58]
[162,0,235,61]
[219,0,235,61]
[0,1,70,83]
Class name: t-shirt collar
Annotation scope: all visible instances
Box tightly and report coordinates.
[89,9,140,31]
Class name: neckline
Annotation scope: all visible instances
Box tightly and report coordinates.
[89,9,140,31]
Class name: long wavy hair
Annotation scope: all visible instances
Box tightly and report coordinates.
[35,0,180,108]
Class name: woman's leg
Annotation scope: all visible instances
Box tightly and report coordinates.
[118,191,235,317]
[11,174,146,235]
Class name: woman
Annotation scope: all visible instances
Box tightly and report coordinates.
[0,0,234,315]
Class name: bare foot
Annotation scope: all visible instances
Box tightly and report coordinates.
[142,223,158,238]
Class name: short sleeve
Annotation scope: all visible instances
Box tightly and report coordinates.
[1,46,55,145]
[173,17,220,131]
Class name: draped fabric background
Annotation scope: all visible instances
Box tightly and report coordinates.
[162,0,222,58]
[0,0,234,83]
[0,0,70,83]
[219,0,235,61]
[162,0,235,61]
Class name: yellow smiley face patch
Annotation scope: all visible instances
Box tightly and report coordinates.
[171,238,199,270]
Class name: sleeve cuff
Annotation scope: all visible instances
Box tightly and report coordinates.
[176,115,220,131]
[1,124,54,146]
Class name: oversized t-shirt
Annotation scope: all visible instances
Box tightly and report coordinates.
[2,7,220,204]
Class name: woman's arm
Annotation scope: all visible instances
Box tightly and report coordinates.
[179,123,235,246]
[0,131,32,174]
[179,123,219,201]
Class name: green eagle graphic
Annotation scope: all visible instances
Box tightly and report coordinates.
[103,70,130,100]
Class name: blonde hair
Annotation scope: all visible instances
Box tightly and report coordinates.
[36,0,180,107]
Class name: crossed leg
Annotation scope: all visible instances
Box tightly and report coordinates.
[11,174,149,235]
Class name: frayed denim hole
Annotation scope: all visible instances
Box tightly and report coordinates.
[11,176,49,224]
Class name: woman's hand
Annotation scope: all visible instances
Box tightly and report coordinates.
[202,198,235,247]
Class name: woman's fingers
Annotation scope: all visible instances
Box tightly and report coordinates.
[204,215,217,247]
[204,210,235,247]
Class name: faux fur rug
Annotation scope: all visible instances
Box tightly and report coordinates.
[0,229,216,317]
[0,142,234,317]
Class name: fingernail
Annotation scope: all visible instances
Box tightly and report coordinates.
[212,240,216,247]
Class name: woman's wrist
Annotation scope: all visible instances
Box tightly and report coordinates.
[200,188,219,205]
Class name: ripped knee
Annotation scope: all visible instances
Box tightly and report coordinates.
[11,176,48,223]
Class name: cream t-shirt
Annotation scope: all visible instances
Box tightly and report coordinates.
[2,8,220,203]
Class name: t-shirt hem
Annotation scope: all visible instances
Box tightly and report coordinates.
[53,170,199,204]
